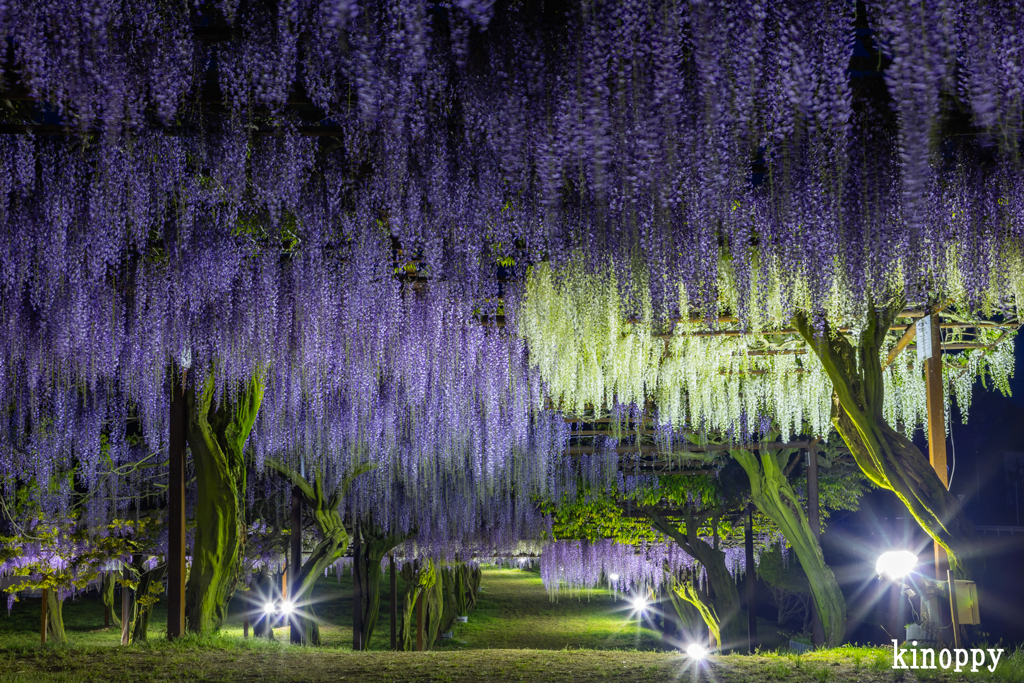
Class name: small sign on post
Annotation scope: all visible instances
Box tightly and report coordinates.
[916,315,933,363]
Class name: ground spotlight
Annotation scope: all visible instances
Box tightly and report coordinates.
[875,550,917,580]
[608,573,619,582]
[280,600,295,616]
[685,643,708,659]
[262,601,276,616]
[629,595,648,612]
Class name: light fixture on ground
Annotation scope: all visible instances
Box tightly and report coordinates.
[686,643,708,659]
[875,550,918,580]
[629,595,648,612]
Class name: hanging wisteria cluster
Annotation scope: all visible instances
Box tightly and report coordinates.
[519,259,1017,439]
[539,538,771,597]
[2,0,1024,564]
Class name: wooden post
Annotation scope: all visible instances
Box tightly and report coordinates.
[353,531,363,651]
[281,568,287,632]
[41,588,48,645]
[924,315,949,581]
[389,552,397,651]
[807,447,824,648]
[416,593,424,651]
[167,369,187,640]
[243,616,249,639]
[745,504,757,653]
[290,485,302,644]
[121,563,131,645]
[947,570,961,649]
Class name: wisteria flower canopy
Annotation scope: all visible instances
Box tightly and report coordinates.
[0,0,1020,561]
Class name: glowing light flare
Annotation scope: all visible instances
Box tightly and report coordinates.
[875,550,918,580]
[629,595,649,612]
[262,602,276,616]
[608,573,619,582]
[280,600,295,616]
[686,643,708,659]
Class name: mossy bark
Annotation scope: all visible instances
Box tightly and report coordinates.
[438,566,458,635]
[130,562,168,643]
[46,589,67,645]
[795,305,979,578]
[101,572,120,628]
[399,561,436,651]
[425,568,444,645]
[353,523,409,648]
[185,373,264,635]
[266,459,373,645]
[643,507,744,651]
[731,448,847,647]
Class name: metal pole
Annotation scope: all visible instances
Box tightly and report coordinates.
[167,368,187,639]
[389,552,397,651]
[41,588,48,645]
[745,504,757,653]
[290,485,302,644]
[924,315,949,581]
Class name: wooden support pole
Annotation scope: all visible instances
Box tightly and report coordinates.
[167,369,187,640]
[243,615,249,639]
[416,593,424,651]
[290,485,302,645]
[353,531,363,651]
[745,504,757,653]
[389,552,397,651]
[40,588,48,645]
[924,315,949,582]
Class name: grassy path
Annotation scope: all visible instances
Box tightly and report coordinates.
[1,568,1021,681]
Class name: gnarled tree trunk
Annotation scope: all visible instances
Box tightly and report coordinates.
[130,561,168,643]
[46,589,67,645]
[185,373,264,635]
[795,304,979,578]
[731,448,846,647]
[267,458,373,645]
[353,523,409,649]
[101,571,120,628]
[399,560,436,651]
[643,507,744,651]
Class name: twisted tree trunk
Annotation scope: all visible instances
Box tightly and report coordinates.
[353,523,409,649]
[266,458,373,645]
[185,373,264,635]
[643,507,744,651]
[731,448,846,647]
[130,561,168,643]
[45,589,66,645]
[795,304,979,578]
[399,560,436,651]
[101,571,120,628]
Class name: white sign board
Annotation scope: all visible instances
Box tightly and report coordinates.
[916,315,933,362]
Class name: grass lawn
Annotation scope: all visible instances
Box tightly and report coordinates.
[1,568,1020,681]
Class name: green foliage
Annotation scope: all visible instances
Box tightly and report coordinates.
[1,516,162,599]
